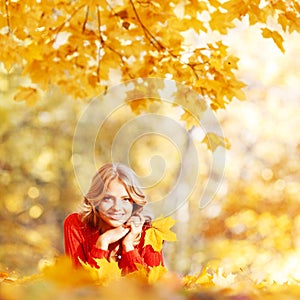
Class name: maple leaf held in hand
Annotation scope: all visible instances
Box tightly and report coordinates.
[144,216,177,252]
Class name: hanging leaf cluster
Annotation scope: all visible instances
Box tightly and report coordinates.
[1,0,299,108]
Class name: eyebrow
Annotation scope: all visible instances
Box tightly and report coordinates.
[104,193,130,198]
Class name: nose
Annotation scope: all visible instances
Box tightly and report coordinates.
[111,198,123,210]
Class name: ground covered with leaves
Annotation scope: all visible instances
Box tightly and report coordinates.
[2,255,300,300]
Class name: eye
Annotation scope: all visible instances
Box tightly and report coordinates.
[123,197,132,202]
[102,196,113,202]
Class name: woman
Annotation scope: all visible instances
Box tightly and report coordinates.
[64,162,163,274]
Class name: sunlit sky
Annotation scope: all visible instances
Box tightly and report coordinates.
[217,22,300,184]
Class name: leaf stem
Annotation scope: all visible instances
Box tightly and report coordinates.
[96,5,103,83]
[128,0,201,81]
[82,6,89,33]
[54,4,86,38]
[4,0,11,35]
[129,0,163,51]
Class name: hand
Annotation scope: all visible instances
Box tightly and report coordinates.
[122,213,145,252]
[96,226,130,250]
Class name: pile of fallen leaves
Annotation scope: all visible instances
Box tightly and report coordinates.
[2,216,300,300]
[2,256,300,300]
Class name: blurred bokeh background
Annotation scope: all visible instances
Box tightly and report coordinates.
[1,23,300,285]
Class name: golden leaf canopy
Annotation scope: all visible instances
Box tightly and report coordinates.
[1,0,299,109]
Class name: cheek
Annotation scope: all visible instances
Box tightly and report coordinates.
[97,202,110,212]
[124,203,134,214]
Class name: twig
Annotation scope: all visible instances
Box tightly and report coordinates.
[105,43,124,62]
[128,0,202,81]
[4,0,11,35]
[54,4,86,38]
[129,0,163,51]
[96,5,103,82]
[82,5,89,33]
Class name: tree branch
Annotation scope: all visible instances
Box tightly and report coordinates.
[82,5,89,33]
[128,0,202,81]
[54,4,86,38]
[4,0,11,35]
[96,5,104,83]
[129,0,164,51]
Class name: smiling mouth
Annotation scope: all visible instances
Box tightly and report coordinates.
[107,213,124,220]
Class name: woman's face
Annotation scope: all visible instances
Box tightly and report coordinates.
[97,178,133,228]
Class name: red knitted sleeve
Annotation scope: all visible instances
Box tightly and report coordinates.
[119,226,164,274]
[64,214,164,273]
[64,213,108,268]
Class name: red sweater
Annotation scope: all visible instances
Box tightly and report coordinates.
[64,213,163,274]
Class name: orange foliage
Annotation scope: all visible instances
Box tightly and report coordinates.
[1,0,299,109]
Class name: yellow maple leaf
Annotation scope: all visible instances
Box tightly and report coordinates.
[22,60,50,90]
[212,267,236,287]
[284,11,300,33]
[209,11,235,34]
[278,13,289,32]
[42,256,94,287]
[180,110,199,130]
[144,216,177,252]
[24,42,44,61]
[261,28,285,53]
[202,132,231,152]
[195,266,214,287]
[79,257,122,285]
[126,263,167,285]
[94,258,122,284]
[79,258,100,282]
[0,271,18,283]
[127,99,150,115]
[148,265,167,285]
[126,263,149,283]
[13,86,40,106]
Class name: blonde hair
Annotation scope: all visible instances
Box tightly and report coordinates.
[80,162,147,230]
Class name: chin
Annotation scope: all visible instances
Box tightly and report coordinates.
[106,219,125,228]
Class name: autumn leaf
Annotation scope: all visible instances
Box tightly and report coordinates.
[94,258,122,284]
[41,256,94,287]
[284,11,300,34]
[0,272,17,283]
[126,263,149,283]
[148,265,167,284]
[0,0,293,112]
[144,216,177,252]
[0,272,9,283]
[195,267,214,287]
[127,99,150,115]
[79,258,122,285]
[209,11,236,34]
[13,86,40,106]
[261,28,285,53]
[202,132,231,151]
[0,0,297,110]
[212,267,237,287]
[180,110,199,130]
[79,258,100,282]
[126,263,167,285]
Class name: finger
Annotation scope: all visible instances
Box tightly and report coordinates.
[130,222,143,234]
[128,214,145,226]
[119,226,130,234]
[127,220,142,228]
[112,226,130,238]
